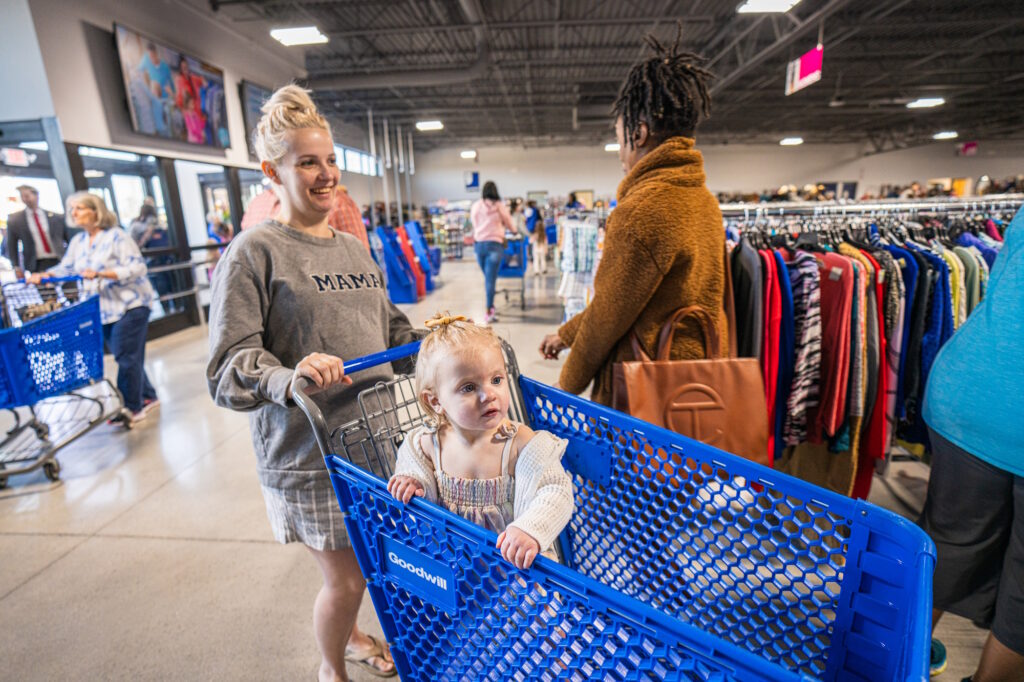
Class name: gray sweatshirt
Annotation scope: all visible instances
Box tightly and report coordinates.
[206,220,421,490]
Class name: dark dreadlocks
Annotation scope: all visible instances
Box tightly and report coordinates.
[612,23,713,149]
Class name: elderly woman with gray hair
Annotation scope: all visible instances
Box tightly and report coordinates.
[29,191,158,423]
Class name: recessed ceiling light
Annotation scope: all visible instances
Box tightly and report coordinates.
[779,137,804,146]
[933,131,958,140]
[270,26,328,46]
[460,150,477,159]
[604,143,621,152]
[907,97,945,109]
[415,120,444,132]
[737,0,803,13]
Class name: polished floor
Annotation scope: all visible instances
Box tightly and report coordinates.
[0,258,985,681]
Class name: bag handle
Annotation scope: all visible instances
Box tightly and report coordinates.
[655,305,721,360]
[722,244,738,359]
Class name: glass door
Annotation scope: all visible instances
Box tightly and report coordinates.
[173,159,231,307]
[79,146,187,320]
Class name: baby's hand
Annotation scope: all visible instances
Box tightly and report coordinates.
[496,527,541,569]
[387,475,424,504]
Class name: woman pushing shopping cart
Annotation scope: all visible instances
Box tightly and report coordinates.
[294,321,936,681]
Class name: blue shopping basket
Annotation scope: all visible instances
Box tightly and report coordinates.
[295,343,934,681]
[0,278,104,410]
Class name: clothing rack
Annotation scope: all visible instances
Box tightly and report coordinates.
[720,193,1024,218]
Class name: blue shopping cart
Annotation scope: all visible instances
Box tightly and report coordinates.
[496,236,529,311]
[0,277,130,487]
[295,342,934,681]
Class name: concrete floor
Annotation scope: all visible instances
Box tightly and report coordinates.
[0,258,986,681]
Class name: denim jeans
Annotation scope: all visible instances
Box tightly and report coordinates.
[474,240,505,310]
[103,306,156,413]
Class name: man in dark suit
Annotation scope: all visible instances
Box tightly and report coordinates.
[6,185,72,273]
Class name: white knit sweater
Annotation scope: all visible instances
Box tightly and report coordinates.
[392,425,575,551]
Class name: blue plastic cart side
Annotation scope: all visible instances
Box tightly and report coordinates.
[0,296,103,408]
[497,238,529,278]
[518,378,935,681]
[375,227,418,303]
[327,455,812,682]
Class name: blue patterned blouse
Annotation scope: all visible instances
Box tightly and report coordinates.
[50,227,156,325]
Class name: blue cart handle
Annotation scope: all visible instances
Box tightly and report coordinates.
[342,341,421,374]
[15,275,82,284]
[292,340,421,458]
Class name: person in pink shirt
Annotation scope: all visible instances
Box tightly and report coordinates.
[470,181,514,323]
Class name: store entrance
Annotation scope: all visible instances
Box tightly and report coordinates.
[172,160,233,311]
[1,141,63,271]
[78,146,193,323]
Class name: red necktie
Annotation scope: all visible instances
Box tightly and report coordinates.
[32,210,52,254]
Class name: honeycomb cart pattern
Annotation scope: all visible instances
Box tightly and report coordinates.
[519,378,934,681]
[0,296,104,409]
[331,460,802,682]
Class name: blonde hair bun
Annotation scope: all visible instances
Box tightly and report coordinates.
[252,84,332,164]
[414,312,504,423]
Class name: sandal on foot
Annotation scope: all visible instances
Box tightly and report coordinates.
[345,634,396,678]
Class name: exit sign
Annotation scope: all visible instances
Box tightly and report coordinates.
[785,45,824,96]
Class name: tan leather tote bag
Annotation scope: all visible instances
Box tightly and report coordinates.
[612,305,770,466]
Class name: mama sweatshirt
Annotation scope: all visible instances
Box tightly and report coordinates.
[206,220,421,490]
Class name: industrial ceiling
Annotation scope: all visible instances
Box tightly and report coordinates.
[209,0,1024,151]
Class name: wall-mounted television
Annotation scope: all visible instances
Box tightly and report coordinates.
[113,23,230,149]
[240,80,273,158]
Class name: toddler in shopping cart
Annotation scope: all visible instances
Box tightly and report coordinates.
[388,314,574,570]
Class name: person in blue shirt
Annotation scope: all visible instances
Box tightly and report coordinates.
[565,192,584,211]
[920,206,1024,682]
[137,43,175,103]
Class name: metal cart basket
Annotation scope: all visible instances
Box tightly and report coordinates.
[295,341,935,681]
[0,277,129,487]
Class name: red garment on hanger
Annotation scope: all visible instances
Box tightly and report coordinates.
[808,251,854,442]
[853,250,889,499]
[759,249,782,464]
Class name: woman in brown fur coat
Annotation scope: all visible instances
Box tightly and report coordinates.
[540,30,725,406]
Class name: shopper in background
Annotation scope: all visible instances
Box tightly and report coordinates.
[327,184,370,251]
[30,192,158,422]
[510,198,529,237]
[565,192,584,211]
[129,200,175,310]
[920,207,1024,682]
[525,199,547,275]
[7,184,72,274]
[470,180,514,324]
[207,84,419,681]
[240,185,371,253]
[540,26,725,405]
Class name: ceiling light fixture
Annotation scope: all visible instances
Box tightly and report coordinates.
[737,0,803,13]
[270,26,328,46]
[604,143,621,152]
[932,131,958,140]
[415,120,444,132]
[460,150,477,159]
[906,97,945,109]
[779,137,804,146]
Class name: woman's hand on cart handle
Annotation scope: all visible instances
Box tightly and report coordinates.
[26,271,50,285]
[387,475,425,504]
[288,352,352,398]
[540,333,568,359]
[497,527,541,569]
